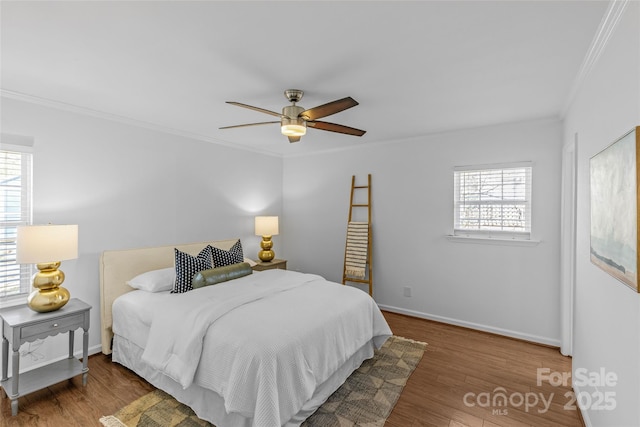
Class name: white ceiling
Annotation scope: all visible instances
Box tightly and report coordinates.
[1,1,608,157]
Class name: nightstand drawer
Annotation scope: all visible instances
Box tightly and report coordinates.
[21,313,84,339]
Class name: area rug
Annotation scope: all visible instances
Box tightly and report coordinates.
[100,335,426,427]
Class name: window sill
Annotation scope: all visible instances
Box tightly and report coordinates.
[0,295,28,309]
[446,235,541,247]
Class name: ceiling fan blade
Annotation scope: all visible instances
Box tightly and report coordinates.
[288,136,301,143]
[299,97,359,121]
[219,121,280,130]
[308,120,366,136]
[226,102,284,118]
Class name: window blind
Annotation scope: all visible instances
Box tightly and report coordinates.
[454,162,532,239]
[1,142,33,299]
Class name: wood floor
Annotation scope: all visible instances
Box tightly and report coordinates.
[383,311,583,427]
[0,311,583,427]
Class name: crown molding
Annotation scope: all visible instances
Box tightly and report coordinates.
[282,115,561,159]
[0,89,282,158]
[561,0,629,117]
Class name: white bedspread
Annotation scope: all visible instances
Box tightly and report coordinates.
[140,269,391,426]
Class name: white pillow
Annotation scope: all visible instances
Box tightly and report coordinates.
[243,257,257,267]
[127,267,175,292]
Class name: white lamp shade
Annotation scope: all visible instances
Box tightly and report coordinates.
[255,216,279,236]
[16,224,79,263]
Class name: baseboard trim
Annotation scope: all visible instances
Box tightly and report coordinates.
[378,304,561,348]
[571,384,593,427]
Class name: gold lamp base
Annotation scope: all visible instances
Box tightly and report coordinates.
[258,235,275,262]
[28,287,70,313]
[27,261,70,313]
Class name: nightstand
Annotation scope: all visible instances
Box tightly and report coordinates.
[252,258,287,271]
[1,298,91,416]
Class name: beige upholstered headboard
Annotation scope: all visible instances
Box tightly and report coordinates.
[99,239,238,354]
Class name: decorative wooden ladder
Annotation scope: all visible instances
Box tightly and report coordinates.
[342,174,373,296]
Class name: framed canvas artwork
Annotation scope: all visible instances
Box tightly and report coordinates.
[590,126,640,292]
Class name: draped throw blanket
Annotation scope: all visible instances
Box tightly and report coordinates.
[136,269,392,426]
[345,221,369,279]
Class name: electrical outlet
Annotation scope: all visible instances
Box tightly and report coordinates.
[403,286,412,297]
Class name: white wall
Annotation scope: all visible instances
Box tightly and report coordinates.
[283,118,562,345]
[0,97,283,371]
[563,2,640,426]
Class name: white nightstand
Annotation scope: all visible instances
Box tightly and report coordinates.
[0,298,91,416]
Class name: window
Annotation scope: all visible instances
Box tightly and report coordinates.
[1,137,33,300]
[454,162,532,240]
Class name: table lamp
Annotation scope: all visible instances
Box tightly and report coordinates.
[17,224,78,313]
[255,216,278,262]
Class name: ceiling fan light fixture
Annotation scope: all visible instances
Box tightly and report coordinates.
[222,90,365,143]
[281,118,307,137]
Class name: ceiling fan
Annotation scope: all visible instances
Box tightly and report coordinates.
[220,89,366,143]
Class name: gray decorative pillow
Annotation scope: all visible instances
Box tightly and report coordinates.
[192,262,252,289]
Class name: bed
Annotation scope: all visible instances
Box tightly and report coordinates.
[99,239,392,427]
